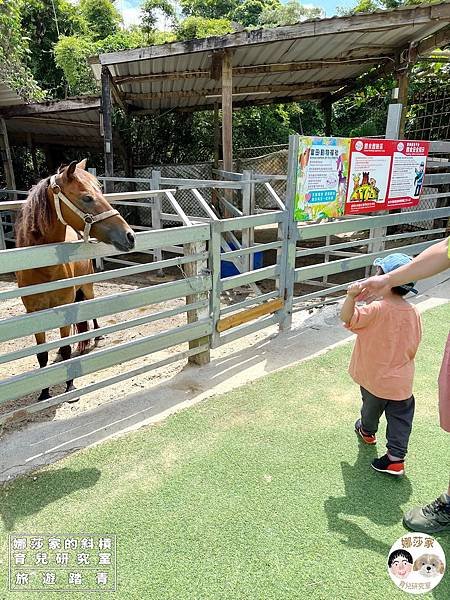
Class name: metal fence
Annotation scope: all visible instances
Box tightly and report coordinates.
[0,137,449,424]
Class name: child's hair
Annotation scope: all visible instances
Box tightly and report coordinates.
[375,266,411,296]
[388,549,413,567]
[392,286,409,297]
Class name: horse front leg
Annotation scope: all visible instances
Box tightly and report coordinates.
[35,332,51,401]
[59,325,79,403]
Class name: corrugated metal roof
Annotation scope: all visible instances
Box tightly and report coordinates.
[0,82,25,107]
[91,2,450,113]
[0,97,102,148]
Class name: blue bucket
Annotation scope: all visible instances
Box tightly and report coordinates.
[220,244,263,278]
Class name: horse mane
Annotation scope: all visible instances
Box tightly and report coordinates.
[15,177,54,247]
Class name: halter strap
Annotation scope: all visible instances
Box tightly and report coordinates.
[49,174,119,243]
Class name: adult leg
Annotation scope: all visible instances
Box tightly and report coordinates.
[384,396,415,460]
[403,333,450,532]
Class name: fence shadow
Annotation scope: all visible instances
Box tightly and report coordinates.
[324,443,413,556]
[0,467,101,531]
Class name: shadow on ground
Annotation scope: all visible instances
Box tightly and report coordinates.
[324,442,413,556]
[0,467,100,531]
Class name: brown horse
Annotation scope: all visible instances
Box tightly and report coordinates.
[15,159,135,402]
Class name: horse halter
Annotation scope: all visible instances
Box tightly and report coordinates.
[49,174,119,243]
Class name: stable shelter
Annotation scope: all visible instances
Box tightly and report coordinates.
[90,2,450,188]
[0,2,450,190]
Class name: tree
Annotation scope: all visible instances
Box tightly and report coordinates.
[0,0,44,101]
[179,0,239,20]
[232,0,280,28]
[79,0,121,41]
[176,16,233,40]
[259,0,324,27]
[20,0,85,98]
[141,0,177,43]
[53,36,97,96]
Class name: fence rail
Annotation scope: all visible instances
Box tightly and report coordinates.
[0,133,449,423]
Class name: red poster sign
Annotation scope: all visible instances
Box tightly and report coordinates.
[344,138,430,215]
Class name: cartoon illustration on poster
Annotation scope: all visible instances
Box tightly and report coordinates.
[387,140,430,209]
[294,136,350,221]
[344,138,430,214]
[345,139,391,215]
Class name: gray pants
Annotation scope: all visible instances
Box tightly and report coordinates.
[360,386,415,459]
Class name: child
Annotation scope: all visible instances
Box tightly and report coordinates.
[340,253,422,476]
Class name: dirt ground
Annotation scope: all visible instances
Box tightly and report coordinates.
[0,227,423,431]
[0,265,287,430]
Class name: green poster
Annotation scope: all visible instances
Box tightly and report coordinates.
[294,136,351,221]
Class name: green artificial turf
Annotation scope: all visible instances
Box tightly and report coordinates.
[0,303,449,600]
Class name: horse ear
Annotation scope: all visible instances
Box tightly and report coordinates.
[65,161,78,180]
[57,163,67,174]
[77,158,87,170]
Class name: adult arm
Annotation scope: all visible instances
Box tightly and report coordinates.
[357,237,449,301]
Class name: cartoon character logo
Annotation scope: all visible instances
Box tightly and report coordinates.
[413,554,445,578]
[414,162,425,196]
[388,549,414,580]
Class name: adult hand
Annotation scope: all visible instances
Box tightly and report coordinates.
[355,273,391,303]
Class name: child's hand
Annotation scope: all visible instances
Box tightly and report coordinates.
[347,283,363,298]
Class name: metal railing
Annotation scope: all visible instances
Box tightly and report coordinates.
[0,137,449,423]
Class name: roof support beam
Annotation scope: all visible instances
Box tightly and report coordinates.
[222,50,233,176]
[101,66,114,193]
[112,57,392,85]
[0,97,100,118]
[127,92,328,115]
[121,79,353,102]
[0,118,16,202]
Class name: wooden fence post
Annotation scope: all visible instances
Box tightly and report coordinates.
[184,240,211,365]
[278,134,299,333]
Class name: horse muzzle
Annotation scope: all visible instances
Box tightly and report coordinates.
[93,222,136,252]
[110,229,136,252]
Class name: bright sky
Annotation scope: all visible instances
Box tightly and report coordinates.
[117,0,346,28]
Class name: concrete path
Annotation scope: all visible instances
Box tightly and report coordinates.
[1,273,448,483]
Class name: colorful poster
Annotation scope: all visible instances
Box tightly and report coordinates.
[387,140,430,209]
[344,138,430,215]
[345,139,391,215]
[294,136,350,221]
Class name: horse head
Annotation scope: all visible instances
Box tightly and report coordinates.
[49,160,136,252]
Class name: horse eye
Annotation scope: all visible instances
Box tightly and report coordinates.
[83,195,94,203]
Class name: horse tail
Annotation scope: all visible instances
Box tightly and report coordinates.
[74,289,90,354]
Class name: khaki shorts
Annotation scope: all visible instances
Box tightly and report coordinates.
[439,332,450,432]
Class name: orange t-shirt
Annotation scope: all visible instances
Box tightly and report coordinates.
[346,299,422,400]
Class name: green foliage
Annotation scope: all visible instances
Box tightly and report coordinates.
[176,16,233,40]
[0,0,44,101]
[232,0,280,27]
[259,0,324,27]
[180,0,239,20]
[54,36,97,95]
[79,0,121,41]
[20,0,85,98]
[338,0,427,16]
[141,0,176,43]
